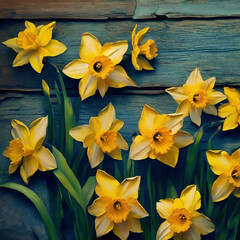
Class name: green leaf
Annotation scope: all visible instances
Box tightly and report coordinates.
[114,162,121,182]
[82,176,97,209]
[52,146,85,211]
[0,183,58,240]
[166,179,178,198]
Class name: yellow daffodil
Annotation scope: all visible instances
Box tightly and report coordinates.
[2,21,67,73]
[131,24,158,71]
[166,68,226,126]
[69,103,128,168]
[88,170,148,239]
[156,185,215,240]
[129,105,194,167]
[63,33,136,100]
[3,116,57,184]
[218,87,240,131]
[206,149,240,202]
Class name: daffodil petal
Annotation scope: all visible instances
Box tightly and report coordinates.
[107,65,136,88]
[206,150,232,175]
[224,87,240,106]
[204,77,216,91]
[176,99,190,118]
[113,221,130,240]
[180,185,201,213]
[22,155,39,180]
[95,213,114,237]
[212,174,235,202]
[191,212,215,235]
[88,197,109,217]
[29,48,48,73]
[232,187,240,198]
[186,68,203,85]
[138,104,158,136]
[101,41,128,65]
[230,148,240,164]
[44,39,66,57]
[128,199,149,218]
[111,119,124,132]
[190,108,202,126]
[128,216,143,233]
[203,104,217,116]
[9,164,20,174]
[135,27,149,44]
[183,225,200,240]
[156,221,173,240]
[20,165,28,184]
[108,148,122,160]
[131,24,137,46]
[69,125,93,142]
[156,199,174,219]
[131,51,141,71]
[173,130,194,148]
[218,103,236,118]
[207,90,226,105]
[95,169,119,197]
[13,50,32,67]
[2,37,22,53]
[11,119,30,145]
[222,112,238,131]
[165,87,188,104]
[119,176,140,199]
[117,133,128,150]
[157,146,179,168]
[83,133,95,148]
[35,146,57,171]
[25,21,37,33]
[129,135,151,160]
[89,117,102,133]
[37,21,56,46]
[30,116,48,149]
[98,103,116,130]
[138,56,154,70]
[79,32,102,61]
[63,59,89,79]
[87,142,104,168]
[79,73,98,100]
[97,78,108,98]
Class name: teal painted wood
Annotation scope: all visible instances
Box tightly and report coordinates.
[134,0,240,19]
[1,19,240,91]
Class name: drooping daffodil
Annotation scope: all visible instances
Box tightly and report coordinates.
[3,116,57,184]
[88,170,148,239]
[2,21,67,73]
[156,185,215,240]
[166,68,226,126]
[69,103,128,168]
[131,24,158,71]
[129,105,194,167]
[63,32,136,100]
[218,87,240,131]
[206,149,240,202]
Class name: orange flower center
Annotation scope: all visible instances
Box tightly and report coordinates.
[106,199,130,223]
[17,29,39,50]
[89,55,114,79]
[168,208,192,234]
[139,39,158,60]
[189,90,208,109]
[227,165,240,187]
[95,130,117,153]
[151,127,174,154]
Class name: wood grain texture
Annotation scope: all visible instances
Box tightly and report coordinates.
[134,0,240,19]
[1,19,240,93]
[0,0,136,19]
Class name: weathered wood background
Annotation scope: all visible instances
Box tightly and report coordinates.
[0,0,240,239]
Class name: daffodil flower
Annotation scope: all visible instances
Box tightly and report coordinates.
[3,116,57,184]
[63,33,136,100]
[206,149,240,202]
[218,87,240,131]
[2,21,67,73]
[69,103,128,168]
[156,185,215,240]
[166,68,226,126]
[88,170,148,239]
[131,24,158,71]
[129,105,194,167]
